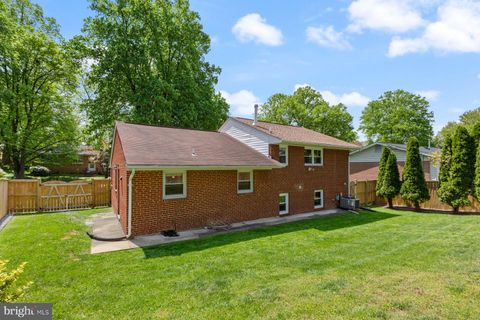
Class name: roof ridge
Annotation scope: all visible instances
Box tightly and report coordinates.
[118,121,220,134]
[234,117,304,129]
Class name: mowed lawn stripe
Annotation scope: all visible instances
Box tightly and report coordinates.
[0,208,479,319]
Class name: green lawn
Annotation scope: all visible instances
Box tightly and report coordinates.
[1,208,480,319]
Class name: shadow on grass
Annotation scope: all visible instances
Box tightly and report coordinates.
[142,210,398,259]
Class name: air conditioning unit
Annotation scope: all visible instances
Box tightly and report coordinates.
[339,196,360,210]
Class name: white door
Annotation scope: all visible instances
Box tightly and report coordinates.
[279,193,289,215]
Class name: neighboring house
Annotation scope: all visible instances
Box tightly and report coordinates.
[349,142,440,181]
[110,117,358,237]
[49,146,103,174]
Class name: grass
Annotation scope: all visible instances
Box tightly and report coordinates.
[1,208,480,319]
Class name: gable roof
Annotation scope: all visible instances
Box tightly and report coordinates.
[114,122,283,169]
[233,117,359,150]
[350,142,440,157]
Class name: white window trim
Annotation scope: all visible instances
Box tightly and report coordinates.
[88,162,96,172]
[279,144,288,166]
[279,193,289,215]
[314,189,324,209]
[163,170,187,199]
[304,147,324,166]
[237,170,253,194]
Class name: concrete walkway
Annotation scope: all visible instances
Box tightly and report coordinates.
[89,209,346,254]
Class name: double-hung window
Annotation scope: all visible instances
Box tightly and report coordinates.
[304,147,323,166]
[279,145,288,165]
[163,171,186,199]
[314,190,324,209]
[237,171,253,193]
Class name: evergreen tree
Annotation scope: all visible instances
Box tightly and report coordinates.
[438,135,452,188]
[475,143,480,199]
[400,137,430,211]
[376,146,391,197]
[438,126,476,212]
[381,152,401,208]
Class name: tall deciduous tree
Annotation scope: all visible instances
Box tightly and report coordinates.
[259,86,357,142]
[433,109,480,148]
[0,0,80,178]
[75,0,228,144]
[360,90,434,146]
[376,146,391,197]
[381,152,401,208]
[438,135,452,188]
[400,137,430,211]
[438,126,476,212]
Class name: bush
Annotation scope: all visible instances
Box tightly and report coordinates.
[0,260,32,302]
[0,168,6,178]
[29,165,50,177]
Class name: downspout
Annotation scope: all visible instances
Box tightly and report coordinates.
[127,169,136,238]
[347,152,351,197]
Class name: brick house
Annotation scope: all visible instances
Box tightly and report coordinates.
[349,142,440,182]
[49,146,103,174]
[110,117,359,237]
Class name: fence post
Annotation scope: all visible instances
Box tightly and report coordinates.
[36,180,40,212]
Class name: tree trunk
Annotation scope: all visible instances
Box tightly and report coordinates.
[453,206,459,214]
[414,202,421,212]
[13,159,25,179]
[387,198,393,208]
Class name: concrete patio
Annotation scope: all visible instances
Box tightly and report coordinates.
[88,209,346,254]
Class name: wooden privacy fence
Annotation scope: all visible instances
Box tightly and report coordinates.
[350,180,480,212]
[5,179,111,214]
[0,180,8,220]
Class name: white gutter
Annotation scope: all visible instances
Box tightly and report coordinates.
[127,169,136,238]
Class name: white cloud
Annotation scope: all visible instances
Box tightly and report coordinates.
[294,84,370,107]
[232,13,283,46]
[477,73,480,79]
[388,1,480,57]
[347,0,425,33]
[220,90,261,116]
[306,26,351,50]
[415,90,440,101]
[321,90,371,107]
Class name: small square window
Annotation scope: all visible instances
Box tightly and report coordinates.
[304,148,323,166]
[238,171,253,193]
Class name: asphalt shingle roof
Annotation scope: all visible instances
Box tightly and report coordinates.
[115,122,282,168]
[234,117,359,150]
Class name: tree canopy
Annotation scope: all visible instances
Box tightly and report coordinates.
[433,108,480,147]
[259,86,357,142]
[0,0,80,178]
[360,90,434,146]
[75,0,229,145]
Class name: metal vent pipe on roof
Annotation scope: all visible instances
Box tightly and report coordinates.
[253,104,258,125]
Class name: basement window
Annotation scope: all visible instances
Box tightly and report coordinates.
[163,171,186,199]
[238,171,253,193]
[314,190,324,209]
[304,147,323,166]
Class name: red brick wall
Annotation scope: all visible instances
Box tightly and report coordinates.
[110,131,128,234]
[49,155,98,174]
[128,146,349,236]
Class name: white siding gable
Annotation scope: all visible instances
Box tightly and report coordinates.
[219,118,281,156]
[350,145,408,162]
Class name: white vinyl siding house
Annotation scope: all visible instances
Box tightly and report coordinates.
[219,118,281,157]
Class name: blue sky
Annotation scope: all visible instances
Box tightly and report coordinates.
[35,0,480,138]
